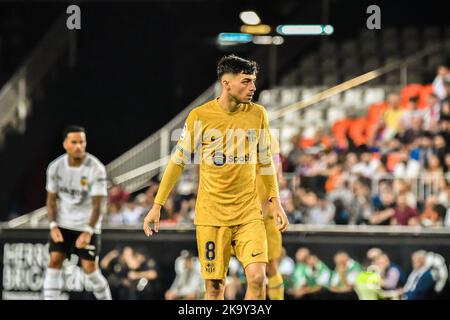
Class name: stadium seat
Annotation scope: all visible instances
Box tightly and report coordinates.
[367,101,388,123]
[331,118,352,149]
[348,117,368,147]
[400,83,423,106]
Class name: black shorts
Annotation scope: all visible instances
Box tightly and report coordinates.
[48,227,101,261]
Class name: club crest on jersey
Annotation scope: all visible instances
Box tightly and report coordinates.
[205,262,215,273]
[80,176,88,187]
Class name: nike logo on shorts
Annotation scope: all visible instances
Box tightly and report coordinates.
[251,252,263,257]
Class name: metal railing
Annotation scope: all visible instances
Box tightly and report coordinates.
[0,13,70,145]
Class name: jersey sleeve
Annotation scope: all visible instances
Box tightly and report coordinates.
[154,110,200,206]
[171,109,201,167]
[46,163,59,193]
[257,107,280,200]
[90,165,108,197]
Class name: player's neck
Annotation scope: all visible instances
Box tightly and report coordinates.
[217,95,241,113]
[68,155,86,167]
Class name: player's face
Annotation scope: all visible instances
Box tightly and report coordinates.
[228,72,257,103]
[63,132,87,160]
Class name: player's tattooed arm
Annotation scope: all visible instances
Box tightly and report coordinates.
[46,192,58,223]
[47,192,64,242]
[89,195,104,228]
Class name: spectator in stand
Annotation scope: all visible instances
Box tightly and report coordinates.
[433,134,447,169]
[393,147,421,179]
[278,175,293,208]
[399,116,424,145]
[326,174,354,210]
[420,203,446,227]
[284,194,303,224]
[105,202,124,225]
[438,120,450,154]
[305,254,332,298]
[287,247,310,299]
[400,250,436,300]
[304,192,335,225]
[423,93,442,131]
[349,178,373,225]
[329,251,362,299]
[432,64,449,101]
[108,184,129,208]
[413,132,435,169]
[436,178,450,206]
[445,207,450,227]
[400,97,426,132]
[288,248,328,300]
[365,247,383,267]
[391,192,419,226]
[100,246,159,300]
[332,199,350,225]
[137,177,160,212]
[165,251,204,300]
[369,184,396,226]
[351,147,380,179]
[287,134,302,172]
[278,247,295,289]
[172,193,195,226]
[423,154,445,196]
[121,196,146,225]
[375,253,406,290]
[383,94,405,140]
[394,180,417,209]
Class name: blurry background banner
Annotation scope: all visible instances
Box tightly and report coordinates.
[1,226,450,300]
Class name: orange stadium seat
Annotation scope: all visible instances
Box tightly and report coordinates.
[386,152,401,172]
[367,102,388,123]
[417,84,433,109]
[348,117,368,147]
[331,118,351,149]
[400,83,423,107]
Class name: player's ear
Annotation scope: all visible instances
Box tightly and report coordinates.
[221,74,233,90]
[221,78,229,89]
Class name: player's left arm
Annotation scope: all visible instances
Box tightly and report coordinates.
[258,108,289,232]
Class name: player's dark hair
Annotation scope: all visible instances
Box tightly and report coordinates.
[63,125,86,140]
[217,54,258,79]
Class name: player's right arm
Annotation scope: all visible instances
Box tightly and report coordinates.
[143,110,200,237]
[46,192,63,242]
[46,162,64,242]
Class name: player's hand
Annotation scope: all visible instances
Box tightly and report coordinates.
[271,198,289,232]
[75,232,91,249]
[50,227,64,243]
[143,204,161,237]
